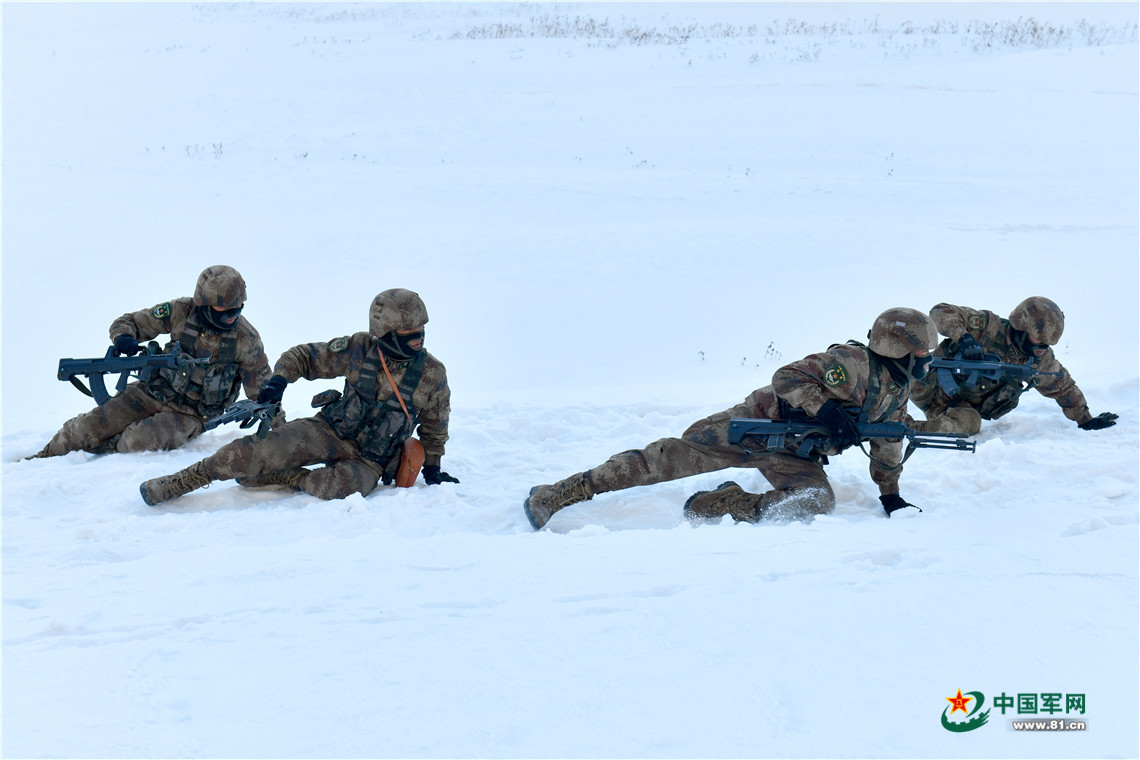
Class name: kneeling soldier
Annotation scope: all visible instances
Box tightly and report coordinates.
[910,297,1117,435]
[140,288,456,505]
[525,308,940,529]
[31,265,271,458]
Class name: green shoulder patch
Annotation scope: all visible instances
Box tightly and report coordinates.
[823,363,849,387]
[328,336,350,353]
[967,314,988,332]
[151,302,173,320]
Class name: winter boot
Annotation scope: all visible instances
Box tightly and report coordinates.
[236,468,307,490]
[524,472,595,530]
[140,461,215,506]
[683,481,763,523]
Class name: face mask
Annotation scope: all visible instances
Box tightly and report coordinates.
[1011,329,1047,359]
[378,329,424,360]
[199,305,242,332]
[911,353,933,379]
[884,353,932,385]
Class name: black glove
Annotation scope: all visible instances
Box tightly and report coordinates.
[956,334,984,360]
[816,400,860,449]
[422,465,459,485]
[112,334,140,357]
[880,493,923,518]
[1079,412,1118,431]
[257,375,288,404]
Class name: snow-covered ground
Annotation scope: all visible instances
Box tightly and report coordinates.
[3,3,1138,757]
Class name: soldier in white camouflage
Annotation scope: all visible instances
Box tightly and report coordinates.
[30,265,272,458]
[524,308,940,529]
[911,297,1117,435]
[139,288,455,505]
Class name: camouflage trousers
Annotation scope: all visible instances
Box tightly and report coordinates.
[202,415,385,501]
[585,402,836,516]
[909,378,983,436]
[36,382,203,457]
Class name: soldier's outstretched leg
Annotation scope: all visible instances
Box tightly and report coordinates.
[140,461,217,506]
[31,383,162,458]
[117,412,204,453]
[525,403,760,529]
[141,416,379,506]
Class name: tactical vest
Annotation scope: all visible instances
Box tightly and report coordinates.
[940,330,1038,420]
[839,341,905,423]
[146,309,241,418]
[321,350,426,472]
[774,343,904,462]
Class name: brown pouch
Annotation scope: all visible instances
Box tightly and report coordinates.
[396,437,425,488]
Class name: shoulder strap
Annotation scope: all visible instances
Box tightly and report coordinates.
[379,351,426,423]
[175,309,200,355]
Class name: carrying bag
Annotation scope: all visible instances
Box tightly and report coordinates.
[396,437,426,488]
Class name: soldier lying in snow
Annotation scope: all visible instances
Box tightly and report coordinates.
[524,308,958,527]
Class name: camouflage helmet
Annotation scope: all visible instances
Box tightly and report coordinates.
[867,307,939,358]
[193,265,247,309]
[1008,296,1064,345]
[369,288,429,336]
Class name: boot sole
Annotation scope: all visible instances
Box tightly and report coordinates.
[140,482,158,507]
[523,485,544,531]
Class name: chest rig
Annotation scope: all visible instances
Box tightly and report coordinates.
[775,343,905,463]
[146,309,241,417]
[837,341,905,423]
[321,349,426,471]
[944,322,1039,420]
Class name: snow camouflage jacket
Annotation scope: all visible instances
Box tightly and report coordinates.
[917,302,1091,424]
[741,343,920,495]
[110,297,272,418]
[272,332,451,468]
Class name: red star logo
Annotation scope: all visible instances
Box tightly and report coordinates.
[946,689,973,715]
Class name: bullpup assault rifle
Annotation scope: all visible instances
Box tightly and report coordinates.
[57,341,210,405]
[203,399,280,441]
[727,417,975,467]
[930,352,1063,397]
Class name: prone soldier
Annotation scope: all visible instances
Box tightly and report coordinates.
[524,308,943,529]
[911,297,1117,435]
[139,288,456,505]
[30,265,272,458]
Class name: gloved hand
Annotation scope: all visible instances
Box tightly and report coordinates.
[880,493,923,518]
[815,400,860,449]
[112,334,140,357]
[258,375,289,404]
[422,465,459,485]
[1079,412,1118,431]
[956,333,984,360]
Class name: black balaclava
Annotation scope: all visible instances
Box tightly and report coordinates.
[1009,328,1043,359]
[378,329,425,361]
[881,353,933,385]
[199,305,243,332]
